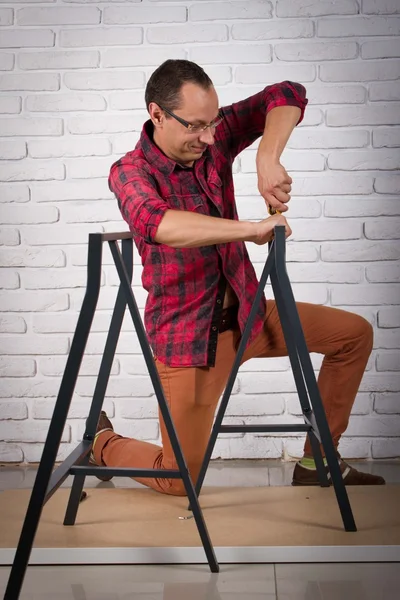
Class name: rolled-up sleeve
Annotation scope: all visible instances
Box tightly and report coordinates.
[109,158,168,244]
[218,80,308,160]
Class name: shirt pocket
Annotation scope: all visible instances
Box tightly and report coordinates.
[164,194,205,214]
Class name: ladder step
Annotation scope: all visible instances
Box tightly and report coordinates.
[219,424,311,433]
[70,466,182,479]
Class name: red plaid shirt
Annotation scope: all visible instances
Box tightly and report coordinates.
[109,81,308,367]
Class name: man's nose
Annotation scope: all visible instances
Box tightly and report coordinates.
[199,127,215,145]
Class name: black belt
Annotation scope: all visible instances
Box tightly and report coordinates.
[218,304,239,333]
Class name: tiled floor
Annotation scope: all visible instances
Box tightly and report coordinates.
[0,459,399,599]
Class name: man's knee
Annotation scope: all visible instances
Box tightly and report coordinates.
[354,315,374,353]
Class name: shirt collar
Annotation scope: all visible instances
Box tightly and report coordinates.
[139,119,210,175]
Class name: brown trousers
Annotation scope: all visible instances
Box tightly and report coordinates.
[94,301,373,496]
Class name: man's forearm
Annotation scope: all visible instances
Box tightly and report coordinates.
[154,210,255,248]
[257,105,302,161]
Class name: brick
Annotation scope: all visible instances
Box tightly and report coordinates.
[103,5,186,25]
[378,307,400,328]
[0,118,62,137]
[112,133,141,155]
[0,421,70,442]
[328,150,400,171]
[362,40,400,59]
[108,91,146,111]
[0,97,21,114]
[23,269,88,290]
[232,19,312,40]
[277,0,358,17]
[0,228,19,246]
[0,248,65,268]
[372,439,400,459]
[290,219,361,241]
[33,313,112,334]
[0,29,55,48]
[0,402,28,420]
[0,443,23,463]
[224,394,285,416]
[31,179,111,202]
[60,200,121,223]
[376,353,400,372]
[0,270,19,289]
[240,372,296,395]
[65,159,118,181]
[29,137,110,159]
[213,436,283,460]
[328,105,400,127]
[0,8,13,25]
[367,262,400,283]
[325,198,400,218]
[33,398,114,420]
[0,292,68,312]
[331,284,400,306]
[307,85,366,105]
[39,356,118,377]
[276,42,357,61]
[320,61,400,82]
[23,224,102,246]
[117,397,158,420]
[287,129,369,149]
[191,44,272,65]
[318,16,400,36]
[0,185,29,203]
[147,24,228,45]
[0,52,13,71]
[292,175,373,196]
[322,240,399,262]
[27,93,106,113]
[374,393,399,414]
[299,108,323,127]
[374,328,400,349]
[373,128,400,148]
[370,81,400,102]
[64,71,144,91]
[0,162,64,182]
[60,27,142,48]
[0,336,69,356]
[235,64,315,84]
[190,1,272,20]
[19,50,100,70]
[0,358,36,377]
[75,376,153,397]
[67,114,145,134]
[337,438,371,459]
[0,316,26,333]
[102,47,185,69]
[1,205,58,224]
[0,73,60,92]
[17,7,100,26]
[362,0,400,15]
[0,141,26,160]
[365,218,400,240]
[345,415,400,436]
[287,263,362,283]
[375,175,400,194]
[241,150,325,173]
[202,66,231,85]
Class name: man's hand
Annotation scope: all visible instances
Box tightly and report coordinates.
[256,155,292,213]
[250,213,292,246]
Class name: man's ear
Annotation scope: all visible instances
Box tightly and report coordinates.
[149,102,164,128]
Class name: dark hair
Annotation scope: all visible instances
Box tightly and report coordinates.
[145,59,213,113]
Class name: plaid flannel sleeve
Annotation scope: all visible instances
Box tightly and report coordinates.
[217,80,308,160]
[109,159,168,244]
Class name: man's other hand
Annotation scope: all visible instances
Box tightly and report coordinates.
[256,157,292,213]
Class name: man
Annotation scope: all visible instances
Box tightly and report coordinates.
[90,59,384,494]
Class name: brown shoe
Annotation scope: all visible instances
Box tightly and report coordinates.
[88,411,114,482]
[292,460,385,486]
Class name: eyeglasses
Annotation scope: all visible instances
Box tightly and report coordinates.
[159,105,224,133]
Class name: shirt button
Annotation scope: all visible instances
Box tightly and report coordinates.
[212,326,217,331]
[217,298,222,304]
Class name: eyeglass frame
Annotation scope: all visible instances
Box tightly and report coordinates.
[158,104,224,133]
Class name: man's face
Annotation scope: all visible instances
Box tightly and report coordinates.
[151,82,220,166]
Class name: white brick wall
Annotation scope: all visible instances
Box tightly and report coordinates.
[0,0,399,465]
